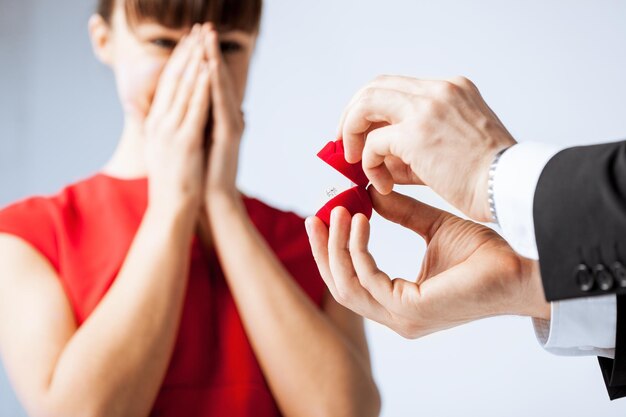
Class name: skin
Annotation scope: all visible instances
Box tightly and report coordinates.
[338,75,515,222]
[307,190,550,340]
[305,75,551,340]
[0,5,380,417]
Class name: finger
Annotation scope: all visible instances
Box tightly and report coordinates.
[150,25,200,117]
[336,77,409,138]
[305,216,340,299]
[446,76,507,129]
[204,25,222,66]
[169,44,205,127]
[360,124,408,195]
[383,155,423,185]
[327,207,361,302]
[368,188,447,242]
[341,88,412,164]
[181,62,212,148]
[326,208,391,318]
[306,216,391,323]
[446,75,478,92]
[205,28,237,127]
[337,76,447,142]
[348,213,396,307]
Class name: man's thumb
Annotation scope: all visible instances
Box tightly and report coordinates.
[368,187,445,241]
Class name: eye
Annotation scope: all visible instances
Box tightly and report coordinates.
[151,38,178,50]
[219,40,243,54]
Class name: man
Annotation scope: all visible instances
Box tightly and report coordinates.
[305,75,625,399]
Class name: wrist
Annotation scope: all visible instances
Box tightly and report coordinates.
[516,256,551,320]
[205,190,244,215]
[483,145,513,223]
[145,200,197,236]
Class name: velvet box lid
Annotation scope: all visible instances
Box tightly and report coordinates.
[315,140,372,226]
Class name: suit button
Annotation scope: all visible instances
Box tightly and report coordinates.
[575,264,594,292]
[594,264,614,291]
[611,262,626,287]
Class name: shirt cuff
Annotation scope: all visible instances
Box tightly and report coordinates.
[532,295,617,358]
[493,141,563,260]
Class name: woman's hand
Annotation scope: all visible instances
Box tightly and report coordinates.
[203,26,245,204]
[306,188,551,339]
[142,24,212,214]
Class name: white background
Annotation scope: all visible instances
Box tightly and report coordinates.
[1,0,626,415]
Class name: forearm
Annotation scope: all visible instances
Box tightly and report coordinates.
[208,195,379,417]
[44,204,196,417]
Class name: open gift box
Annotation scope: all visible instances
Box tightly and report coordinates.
[315,140,373,227]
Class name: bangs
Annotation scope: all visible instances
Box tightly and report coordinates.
[99,0,262,32]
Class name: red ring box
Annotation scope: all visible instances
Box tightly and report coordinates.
[315,140,372,227]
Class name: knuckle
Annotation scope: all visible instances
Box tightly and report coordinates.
[409,117,430,138]
[438,81,460,98]
[361,87,378,101]
[452,75,474,89]
[374,74,391,84]
[422,98,442,116]
[335,285,352,305]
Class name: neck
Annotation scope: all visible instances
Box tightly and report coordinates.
[102,117,147,179]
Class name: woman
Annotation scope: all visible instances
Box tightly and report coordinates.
[0,1,380,416]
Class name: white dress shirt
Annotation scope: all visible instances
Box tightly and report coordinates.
[493,141,616,358]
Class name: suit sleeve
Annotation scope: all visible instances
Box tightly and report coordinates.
[533,140,626,399]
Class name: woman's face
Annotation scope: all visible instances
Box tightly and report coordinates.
[92,5,257,119]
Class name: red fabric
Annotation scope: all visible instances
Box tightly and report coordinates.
[316,187,372,227]
[316,140,369,186]
[316,140,372,226]
[0,174,326,417]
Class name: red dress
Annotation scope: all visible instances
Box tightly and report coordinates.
[0,174,326,417]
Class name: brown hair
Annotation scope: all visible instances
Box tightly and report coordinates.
[97,0,262,32]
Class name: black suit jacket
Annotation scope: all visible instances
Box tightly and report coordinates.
[534,140,626,399]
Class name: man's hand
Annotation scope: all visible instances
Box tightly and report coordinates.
[338,75,516,222]
[306,188,550,339]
